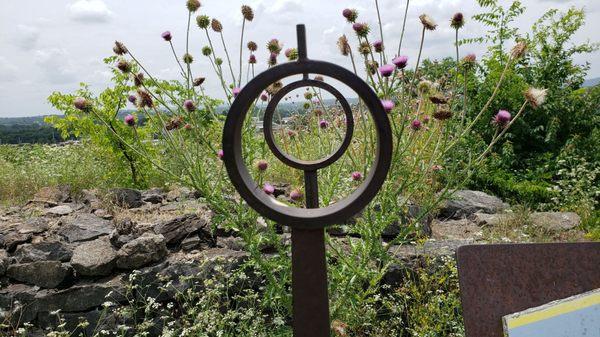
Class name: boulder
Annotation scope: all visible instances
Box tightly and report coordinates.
[6,261,73,288]
[17,217,49,235]
[431,219,483,241]
[0,283,39,323]
[2,232,31,252]
[438,190,509,220]
[0,249,8,275]
[116,233,167,269]
[529,212,581,231]
[107,188,143,209]
[142,188,165,204]
[59,214,112,243]
[71,237,117,276]
[32,186,71,206]
[14,240,72,263]
[153,213,213,245]
[80,189,103,210]
[45,204,74,216]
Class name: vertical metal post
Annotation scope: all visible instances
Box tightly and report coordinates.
[291,169,330,336]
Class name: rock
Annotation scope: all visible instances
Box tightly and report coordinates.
[45,205,74,216]
[37,308,118,336]
[391,239,474,261]
[382,199,434,239]
[470,212,514,227]
[529,212,580,231]
[116,233,167,269]
[93,209,113,220]
[107,188,143,209]
[59,214,113,243]
[81,189,103,210]
[142,188,165,204]
[0,283,39,323]
[32,185,71,206]
[166,187,199,202]
[0,249,8,275]
[153,213,213,245]
[18,217,49,235]
[7,261,73,288]
[34,276,126,313]
[216,236,245,251]
[71,237,117,276]
[2,232,31,252]
[14,240,72,263]
[431,219,483,241]
[181,236,201,251]
[438,190,509,220]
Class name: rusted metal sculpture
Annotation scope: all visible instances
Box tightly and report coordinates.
[222,24,392,337]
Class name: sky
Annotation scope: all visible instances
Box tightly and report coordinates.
[0,0,598,117]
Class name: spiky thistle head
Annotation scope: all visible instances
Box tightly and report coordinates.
[113,41,128,55]
[419,14,437,30]
[337,35,351,56]
[117,60,132,73]
[511,41,528,59]
[183,53,194,64]
[193,77,205,86]
[378,64,395,77]
[241,5,254,21]
[352,22,370,37]
[202,46,212,56]
[342,8,358,23]
[451,12,464,29]
[161,31,172,42]
[256,159,268,171]
[211,18,223,32]
[358,41,371,55]
[290,189,303,201]
[493,110,511,126]
[267,39,282,54]
[268,52,278,66]
[249,54,257,64]
[381,100,394,113]
[429,93,447,105]
[128,95,137,104]
[137,89,153,108]
[73,97,92,112]
[247,41,257,51]
[392,55,408,69]
[266,81,283,95]
[263,183,274,195]
[524,87,547,109]
[433,107,452,120]
[196,15,210,29]
[411,119,422,131]
[133,72,144,87]
[366,60,379,75]
[285,48,298,61]
[124,114,136,127]
[183,99,196,112]
[186,0,201,12]
[373,40,384,53]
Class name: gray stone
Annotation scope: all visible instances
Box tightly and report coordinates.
[18,217,49,235]
[2,232,31,251]
[34,276,126,313]
[0,283,39,323]
[166,187,198,202]
[45,205,74,216]
[142,188,165,204]
[181,236,201,251]
[470,212,514,227]
[153,213,212,245]
[14,240,72,263]
[7,261,73,288]
[107,188,143,209]
[529,212,581,231]
[116,233,167,269]
[438,190,509,220]
[216,236,245,251]
[391,239,474,260]
[81,189,103,210]
[431,219,483,241]
[0,249,8,275]
[59,213,112,243]
[32,185,71,206]
[71,237,117,276]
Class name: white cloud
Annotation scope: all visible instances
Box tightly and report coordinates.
[34,48,77,84]
[0,57,18,82]
[13,24,40,50]
[67,0,112,23]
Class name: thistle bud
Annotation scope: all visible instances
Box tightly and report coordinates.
[493,110,511,126]
[217,150,224,159]
[351,171,363,181]
[263,183,274,195]
[352,23,370,37]
[128,95,137,104]
[267,39,282,54]
[202,46,212,56]
[260,93,268,101]
[381,100,394,113]
[367,60,379,75]
[373,40,384,53]
[117,60,132,73]
[285,48,298,61]
[248,54,257,64]
[196,15,210,29]
[247,41,258,51]
[429,94,447,105]
[256,160,268,171]
[241,5,254,21]
[113,41,128,55]
[193,77,205,86]
[133,73,144,87]
[450,12,464,29]
[433,108,452,120]
[319,120,329,129]
[137,90,153,108]
[124,114,136,127]
[411,119,422,131]
[392,55,408,69]
[211,19,223,32]
[232,87,241,98]
[161,31,172,42]
[73,97,92,112]
[183,99,196,112]
[337,35,351,56]
[290,189,303,201]
[183,53,194,64]
[419,14,437,30]
[342,8,358,23]
[359,41,371,55]
[268,52,278,66]
[186,0,201,12]
[215,57,223,66]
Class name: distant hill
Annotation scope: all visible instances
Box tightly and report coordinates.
[0,115,57,126]
[583,77,600,87]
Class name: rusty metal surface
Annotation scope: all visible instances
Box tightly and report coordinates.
[456,242,600,337]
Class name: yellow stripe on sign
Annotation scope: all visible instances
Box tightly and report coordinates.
[506,291,600,329]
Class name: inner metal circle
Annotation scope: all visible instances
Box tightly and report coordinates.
[263,79,354,171]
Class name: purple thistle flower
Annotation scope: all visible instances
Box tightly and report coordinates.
[256,160,268,171]
[379,64,395,77]
[494,110,511,126]
[290,189,303,201]
[249,54,257,64]
[73,97,92,112]
[232,87,241,98]
[217,149,224,159]
[351,171,363,181]
[124,114,136,127]
[411,119,422,131]
[392,55,408,69]
[183,99,196,112]
[263,183,275,195]
[161,31,172,42]
[260,93,268,101]
[352,23,370,37]
[373,40,384,53]
[381,100,395,113]
[342,8,358,23]
[319,120,329,129]
[128,95,137,104]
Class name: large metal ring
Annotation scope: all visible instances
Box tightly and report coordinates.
[222,60,392,228]
[263,79,354,171]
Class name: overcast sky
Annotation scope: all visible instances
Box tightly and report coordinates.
[0,0,598,117]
